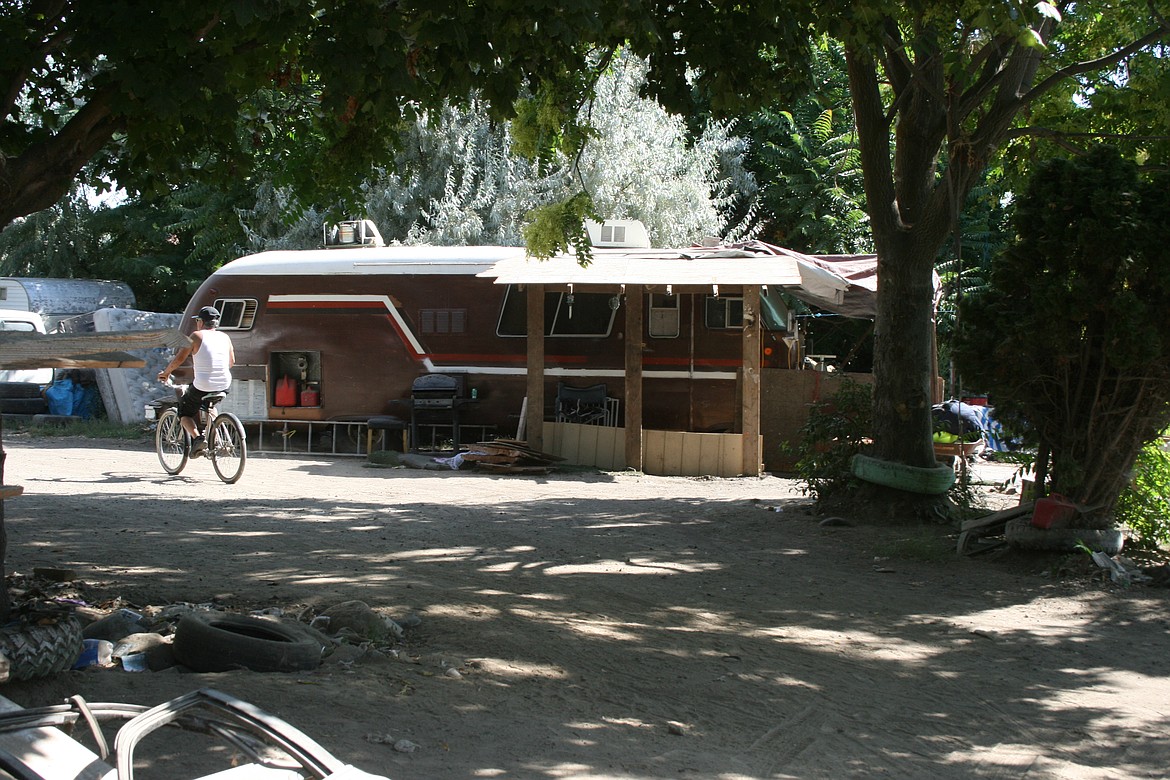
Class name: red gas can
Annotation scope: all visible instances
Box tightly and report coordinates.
[1032,494,1078,529]
[273,376,298,407]
[300,385,320,407]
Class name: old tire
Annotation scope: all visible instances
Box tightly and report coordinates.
[851,454,956,495]
[0,617,83,682]
[173,613,324,673]
[1004,518,1125,554]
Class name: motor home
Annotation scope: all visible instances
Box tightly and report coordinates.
[178,222,844,446]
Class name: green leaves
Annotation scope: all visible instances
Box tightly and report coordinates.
[522,191,596,262]
[955,147,1170,513]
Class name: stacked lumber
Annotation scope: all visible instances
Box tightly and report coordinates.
[461,439,565,474]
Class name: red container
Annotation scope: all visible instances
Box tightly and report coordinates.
[300,387,320,407]
[273,376,298,407]
[1032,494,1078,529]
[961,396,988,406]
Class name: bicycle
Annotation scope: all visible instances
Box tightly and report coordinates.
[154,379,248,484]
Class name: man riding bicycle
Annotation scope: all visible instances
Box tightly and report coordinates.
[157,305,235,456]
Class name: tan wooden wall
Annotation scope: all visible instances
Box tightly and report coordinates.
[542,368,875,476]
[543,422,759,477]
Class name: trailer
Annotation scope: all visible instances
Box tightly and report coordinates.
[0,277,136,332]
[187,257,797,431]
[178,225,882,468]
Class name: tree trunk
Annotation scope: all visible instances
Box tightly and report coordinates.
[870,237,940,468]
[0,441,9,623]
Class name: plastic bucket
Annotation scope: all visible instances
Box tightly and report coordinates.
[1032,494,1078,529]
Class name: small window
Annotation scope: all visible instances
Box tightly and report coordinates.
[213,298,259,330]
[496,286,616,337]
[704,296,744,329]
[648,293,680,338]
[420,308,466,334]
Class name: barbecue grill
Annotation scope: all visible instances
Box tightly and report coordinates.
[408,374,475,450]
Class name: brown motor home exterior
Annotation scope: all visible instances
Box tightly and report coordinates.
[179,243,800,439]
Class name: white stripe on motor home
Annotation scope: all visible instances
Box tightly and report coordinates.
[266,293,734,381]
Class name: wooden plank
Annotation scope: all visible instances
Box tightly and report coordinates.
[0,351,146,369]
[0,485,23,500]
[475,463,552,474]
[624,284,644,471]
[525,284,545,452]
[960,504,1033,532]
[0,328,187,369]
[643,429,665,475]
[741,284,762,476]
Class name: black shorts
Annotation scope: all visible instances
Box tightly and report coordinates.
[178,386,228,419]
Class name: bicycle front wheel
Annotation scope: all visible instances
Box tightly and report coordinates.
[209,413,247,484]
[155,408,189,475]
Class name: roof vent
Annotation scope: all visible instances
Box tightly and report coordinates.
[585,219,651,248]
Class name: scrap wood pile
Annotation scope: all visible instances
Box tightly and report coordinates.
[461,439,564,474]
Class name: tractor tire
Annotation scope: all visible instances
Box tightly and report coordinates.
[0,617,83,682]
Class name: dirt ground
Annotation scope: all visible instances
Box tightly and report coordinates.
[0,434,1167,779]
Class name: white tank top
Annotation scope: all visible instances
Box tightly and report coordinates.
[193,329,233,391]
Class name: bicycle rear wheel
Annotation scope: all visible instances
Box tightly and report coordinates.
[210,413,247,484]
[155,408,189,475]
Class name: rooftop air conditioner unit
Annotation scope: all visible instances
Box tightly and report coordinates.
[323,219,386,248]
[585,219,651,249]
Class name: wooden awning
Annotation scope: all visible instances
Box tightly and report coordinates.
[0,328,189,370]
[477,246,804,291]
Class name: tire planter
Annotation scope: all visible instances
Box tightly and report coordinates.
[1004,518,1125,555]
[851,453,956,495]
[173,613,324,673]
[0,398,48,415]
[0,617,83,682]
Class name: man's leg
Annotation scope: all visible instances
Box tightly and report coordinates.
[178,391,207,455]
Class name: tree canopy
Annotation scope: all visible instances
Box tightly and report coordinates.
[3,0,1169,493]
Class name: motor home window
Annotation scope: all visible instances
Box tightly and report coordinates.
[213,298,258,330]
[0,320,35,332]
[496,287,615,337]
[648,293,680,338]
[704,296,744,329]
[420,308,466,334]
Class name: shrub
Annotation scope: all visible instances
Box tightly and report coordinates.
[785,378,872,502]
[1115,438,1170,548]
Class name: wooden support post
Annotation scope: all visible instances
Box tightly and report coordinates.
[525,285,545,451]
[624,285,644,471]
[741,285,762,476]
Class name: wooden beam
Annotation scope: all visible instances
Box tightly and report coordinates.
[741,285,762,476]
[624,285,644,471]
[525,285,545,451]
[0,328,187,368]
[0,352,145,370]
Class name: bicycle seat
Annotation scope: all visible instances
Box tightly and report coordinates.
[201,391,228,409]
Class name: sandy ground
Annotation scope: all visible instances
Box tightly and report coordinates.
[0,434,1167,779]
